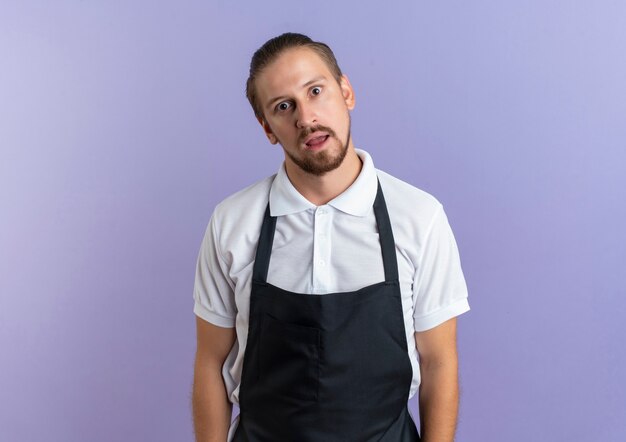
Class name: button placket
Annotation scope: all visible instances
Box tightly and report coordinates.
[312,206,332,292]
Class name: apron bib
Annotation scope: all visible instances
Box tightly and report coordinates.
[233,180,420,442]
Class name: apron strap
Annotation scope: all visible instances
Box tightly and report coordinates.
[373,180,399,282]
[252,204,277,283]
[252,178,399,283]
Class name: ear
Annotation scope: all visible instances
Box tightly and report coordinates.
[339,74,355,110]
[257,115,278,144]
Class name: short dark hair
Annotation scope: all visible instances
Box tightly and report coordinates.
[245,32,343,120]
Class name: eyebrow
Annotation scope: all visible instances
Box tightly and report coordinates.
[265,76,327,109]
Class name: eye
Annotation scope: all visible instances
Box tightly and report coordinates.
[276,101,291,112]
[311,86,322,96]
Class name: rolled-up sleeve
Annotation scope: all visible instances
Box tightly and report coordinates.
[412,204,470,332]
[193,213,237,328]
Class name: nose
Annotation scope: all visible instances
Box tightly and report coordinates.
[295,101,317,128]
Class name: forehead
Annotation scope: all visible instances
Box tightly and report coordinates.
[255,47,334,99]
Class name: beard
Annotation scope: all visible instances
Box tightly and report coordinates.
[282,116,352,177]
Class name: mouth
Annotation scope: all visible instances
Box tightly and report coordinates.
[304,134,330,150]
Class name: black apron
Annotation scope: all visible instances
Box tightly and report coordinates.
[233,180,421,442]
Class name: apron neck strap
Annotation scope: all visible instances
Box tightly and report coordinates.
[252,203,277,283]
[373,180,399,282]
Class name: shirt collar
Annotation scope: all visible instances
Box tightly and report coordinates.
[269,148,378,217]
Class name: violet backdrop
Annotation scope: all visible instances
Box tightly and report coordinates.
[1,1,625,441]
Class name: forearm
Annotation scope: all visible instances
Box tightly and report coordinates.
[418,358,459,442]
[192,357,233,442]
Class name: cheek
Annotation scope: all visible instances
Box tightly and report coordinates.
[270,119,293,137]
[320,100,346,122]
[330,103,350,130]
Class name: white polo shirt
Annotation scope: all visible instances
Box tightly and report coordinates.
[193,148,470,407]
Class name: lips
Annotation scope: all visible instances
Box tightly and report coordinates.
[303,131,330,147]
[306,135,329,147]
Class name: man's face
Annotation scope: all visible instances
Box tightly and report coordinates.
[254,47,355,176]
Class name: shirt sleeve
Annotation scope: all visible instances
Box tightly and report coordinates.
[193,212,237,328]
[412,204,470,332]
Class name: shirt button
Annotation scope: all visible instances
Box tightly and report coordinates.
[318,208,326,215]
[318,260,326,267]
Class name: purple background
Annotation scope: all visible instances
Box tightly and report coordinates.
[1,1,625,441]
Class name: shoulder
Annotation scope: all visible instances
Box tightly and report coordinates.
[213,175,275,223]
[210,175,275,250]
[376,169,443,232]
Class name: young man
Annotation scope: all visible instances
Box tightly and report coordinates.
[192,33,470,442]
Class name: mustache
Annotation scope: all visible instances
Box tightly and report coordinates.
[298,125,336,144]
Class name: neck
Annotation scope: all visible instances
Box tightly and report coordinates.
[284,146,363,206]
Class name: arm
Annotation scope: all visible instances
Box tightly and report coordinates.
[192,316,237,442]
[414,317,459,442]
